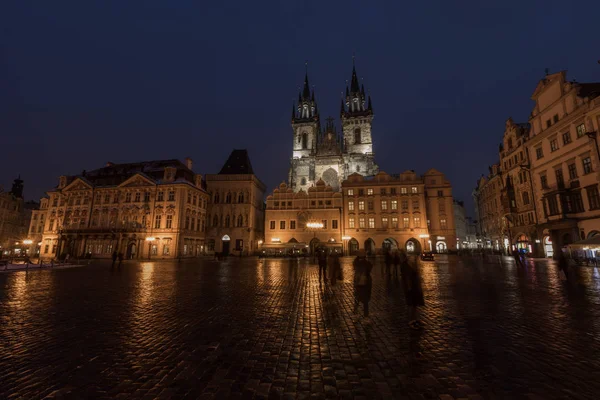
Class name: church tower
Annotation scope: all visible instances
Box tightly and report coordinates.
[341,61,378,176]
[289,72,320,191]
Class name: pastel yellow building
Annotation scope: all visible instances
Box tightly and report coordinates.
[36,158,209,260]
[264,180,343,255]
[528,71,600,255]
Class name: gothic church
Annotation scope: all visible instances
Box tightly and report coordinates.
[288,63,379,192]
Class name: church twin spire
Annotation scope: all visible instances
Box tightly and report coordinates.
[291,72,319,123]
[341,62,373,117]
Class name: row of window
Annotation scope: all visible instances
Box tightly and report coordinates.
[212,192,246,204]
[186,192,207,208]
[210,214,247,228]
[272,200,333,207]
[52,190,178,207]
[347,217,447,229]
[535,123,586,160]
[269,220,339,230]
[539,157,593,189]
[346,187,420,196]
[544,185,600,215]
[348,199,422,211]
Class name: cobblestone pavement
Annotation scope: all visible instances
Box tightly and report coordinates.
[2,256,600,399]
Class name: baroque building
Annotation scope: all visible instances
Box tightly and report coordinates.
[288,64,378,192]
[473,164,504,251]
[0,178,36,256]
[33,158,209,260]
[205,150,266,256]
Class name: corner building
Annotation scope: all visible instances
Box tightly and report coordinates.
[341,170,456,255]
[37,158,209,260]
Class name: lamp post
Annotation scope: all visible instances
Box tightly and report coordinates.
[342,235,351,256]
[146,237,155,260]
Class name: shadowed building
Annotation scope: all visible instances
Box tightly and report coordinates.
[205,150,266,256]
[0,178,34,256]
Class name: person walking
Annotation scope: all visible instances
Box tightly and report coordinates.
[393,250,402,276]
[118,252,124,267]
[557,251,570,281]
[328,251,341,286]
[318,248,328,282]
[400,250,425,330]
[111,251,118,267]
[384,249,393,276]
[353,250,373,319]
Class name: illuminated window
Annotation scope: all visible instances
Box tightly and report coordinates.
[359,218,365,228]
[403,217,409,228]
[349,217,355,228]
[367,188,373,195]
[382,217,388,228]
[414,217,420,228]
[576,123,586,138]
[401,187,407,194]
[163,244,170,255]
[440,218,447,229]
[411,187,418,194]
[391,200,397,210]
[392,217,398,228]
[381,201,387,210]
[368,218,375,229]
[348,201,355,211]
[347,189,354,196]
[358,201,365,210]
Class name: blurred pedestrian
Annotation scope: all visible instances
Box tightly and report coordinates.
[118,252,124,267]
[353,249,373,319]
[400,250,425,330]
[384,249,393,276]
[393,249,403,276]
[328,251,342,286]
[111,251,118,267]
[557,251,569,281]
[318,248,328,282]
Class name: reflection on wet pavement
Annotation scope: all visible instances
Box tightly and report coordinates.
[1,256,600,398]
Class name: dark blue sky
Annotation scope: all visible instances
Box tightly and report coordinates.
[2,1,599,215]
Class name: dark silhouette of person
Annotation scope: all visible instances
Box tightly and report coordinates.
[400,249,425,329]
[353,249,373,319]
[118,252,124,267]
[111,251,118,267]
[318,248,328,282]
[328,252,341,286]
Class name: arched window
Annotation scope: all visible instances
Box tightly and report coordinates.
[354,128,361,144]
[237,214,244,227]
[238,192,244,203]
[225,215,230,227]
[214,193,220,203]
[302,133,308,149]
[522,191,530,205]
[225,193,232,203]
[213,215,219,227]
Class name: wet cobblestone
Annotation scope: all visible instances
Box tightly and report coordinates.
[1,256,600,399]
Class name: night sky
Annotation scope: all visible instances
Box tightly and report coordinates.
[2,1,599,216]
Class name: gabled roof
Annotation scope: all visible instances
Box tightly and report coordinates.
[219,150,255,175]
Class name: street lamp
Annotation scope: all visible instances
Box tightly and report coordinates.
[342,235,352,256]
[146,237,155,260]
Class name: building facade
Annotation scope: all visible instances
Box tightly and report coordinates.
[288,64,379,193]
[35,158,209,260]
[0,178,35,257]
[473,164,505,251]
[498,118,541,255]
[526,72,600,256]
[453,200,467,249]
[264,180,343,255]
[205,150,266,256]
[341,170,456,255]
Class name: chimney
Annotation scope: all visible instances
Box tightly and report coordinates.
[184,157,193,170]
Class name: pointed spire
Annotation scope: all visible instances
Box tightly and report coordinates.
[361,84,365,96]
[350,64,360,93]
[302,72,311,99]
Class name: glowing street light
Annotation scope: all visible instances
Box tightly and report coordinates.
[23,240,33,245]
[306,222,324,229]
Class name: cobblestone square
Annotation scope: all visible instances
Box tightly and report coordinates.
[1,256,600,399]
